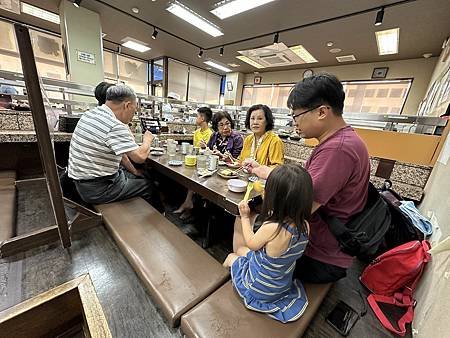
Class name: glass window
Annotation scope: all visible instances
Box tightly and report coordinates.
[30,30,66,80]
[167,59,188,101]
[103,50,117,81]
[188,67,207,103]
[118,55,148,94]
[343,79,412,114]
[242,84,294,108]
[0,20,22,72]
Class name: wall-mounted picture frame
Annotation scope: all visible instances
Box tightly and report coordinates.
[372,67,389,79]
[254,76,262,84]
[226,81,233,91]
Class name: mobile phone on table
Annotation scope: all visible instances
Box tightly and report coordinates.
[326,301,359,336]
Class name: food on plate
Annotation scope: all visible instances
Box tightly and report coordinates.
[219,169,235,177]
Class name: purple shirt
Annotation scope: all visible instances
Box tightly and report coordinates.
[207,130,243,158]
[304,126,370,268]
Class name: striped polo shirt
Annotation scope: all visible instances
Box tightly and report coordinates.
[68,104,138,180]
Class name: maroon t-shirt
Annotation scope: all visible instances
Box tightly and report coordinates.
[304,126,370,268]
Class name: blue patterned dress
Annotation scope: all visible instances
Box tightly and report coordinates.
[231,222,309,323]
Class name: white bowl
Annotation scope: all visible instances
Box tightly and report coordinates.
[227,179,247,193]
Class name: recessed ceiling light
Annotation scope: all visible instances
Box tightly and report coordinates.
[423,53,433,58]
[227,63,240,67]
[236,55,265,69]
[121,39,151,53]
[336,55,356,62]
[375,28,399,55]
[329,48,342,54]
[204,60,232,72]
[21,2,60,24]
[166,1,223,37]
[326,41,334,47]
[211,0,276,19]
[289,45,318,63]
[206,67,212,70]
[131,7,139,14]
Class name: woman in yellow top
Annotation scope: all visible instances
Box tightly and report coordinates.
[238,104,284,167]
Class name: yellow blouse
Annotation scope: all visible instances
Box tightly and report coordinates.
[238,131,284,167]
[193,127,213,148]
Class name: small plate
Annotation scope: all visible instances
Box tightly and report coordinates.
[218,169,238,179]
[150,150,164,156]
[168,160,183,166]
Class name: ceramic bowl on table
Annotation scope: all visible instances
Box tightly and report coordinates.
[227,179,248,193]
[150,150,164,156]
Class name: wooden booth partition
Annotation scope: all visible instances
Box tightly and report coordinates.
[0,274,112,338]
[304,127,444,167]
[353,128,441,166]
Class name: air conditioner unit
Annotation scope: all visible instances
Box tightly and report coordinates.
[238,43,317,68]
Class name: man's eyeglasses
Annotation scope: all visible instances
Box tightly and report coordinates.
[291,105,322,120]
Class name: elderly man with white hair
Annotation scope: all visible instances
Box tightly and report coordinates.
[68,84,158,206]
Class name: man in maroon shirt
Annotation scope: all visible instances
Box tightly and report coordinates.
[239,73,370,283]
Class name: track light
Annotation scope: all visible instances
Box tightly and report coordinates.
[198,49,204,58]
[219,46,224,56]
[152,27,158,40]
[273,32,279,44]
[375,7,384,26]
[73,0,82,8]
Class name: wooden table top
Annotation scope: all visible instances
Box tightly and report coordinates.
[147,153,258,215]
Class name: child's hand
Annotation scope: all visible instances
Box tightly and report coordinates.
[238,200,251,218]
[199,139,207,148]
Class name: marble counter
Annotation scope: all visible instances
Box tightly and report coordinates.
[0,123,432,201]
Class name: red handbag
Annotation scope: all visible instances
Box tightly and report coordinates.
[360,240,431,336]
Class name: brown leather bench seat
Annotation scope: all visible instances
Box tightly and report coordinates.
[0,171,17,243]
[181,281,332,338]
[94,197,230,327]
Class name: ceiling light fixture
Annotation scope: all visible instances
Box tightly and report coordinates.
[326,41,334,47]
[21,2,60,24]
[374,7,384,26]
[131,7,139,14]
[166,1,223,37]
[227,63,240,67]
[121,40,151,53]
[210,0,276,19]
[289,45,318,63]
[236,55,264,69]
[219,46,224,56]
[375,28,399,55]
[198,49,204,58]
[152,27,158,39]
[273,32,279,44]
[73,0,82,8]
[422,53,432,58]
[204,60,232,72]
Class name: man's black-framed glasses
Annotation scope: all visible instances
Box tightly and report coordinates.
[291,105,322,120]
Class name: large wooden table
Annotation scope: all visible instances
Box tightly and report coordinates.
[147,153,258,216]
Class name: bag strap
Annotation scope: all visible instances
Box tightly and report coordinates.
[367,240,431,336]
[367,294,414,336]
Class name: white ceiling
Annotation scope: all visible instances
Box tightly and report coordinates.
[1,0,449,74]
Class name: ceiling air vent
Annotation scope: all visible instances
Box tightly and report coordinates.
[237,43,317,68]
[336,55,356,62]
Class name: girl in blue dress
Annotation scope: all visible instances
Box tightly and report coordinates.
[223,164,313,323]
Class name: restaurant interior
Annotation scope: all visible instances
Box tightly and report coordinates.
[0,0,449,337]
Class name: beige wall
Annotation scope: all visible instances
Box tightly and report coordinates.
[243,58,437,115]
[414,43,450,336]
[419,43,450,239]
